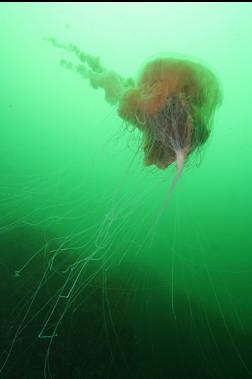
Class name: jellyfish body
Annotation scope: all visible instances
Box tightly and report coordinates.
[49,39,222,173]
[118,57,222,170]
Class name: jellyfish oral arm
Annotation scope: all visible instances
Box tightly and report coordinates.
[48,37,134,106]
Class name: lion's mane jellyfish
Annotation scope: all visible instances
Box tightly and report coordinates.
[119,58,222,174]
[49,39,222,179]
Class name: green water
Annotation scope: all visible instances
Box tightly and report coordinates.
[1,3,252,378]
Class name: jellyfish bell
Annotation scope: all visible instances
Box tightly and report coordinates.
[118,55,222,173]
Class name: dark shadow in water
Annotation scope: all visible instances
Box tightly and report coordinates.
[0,225,252,379]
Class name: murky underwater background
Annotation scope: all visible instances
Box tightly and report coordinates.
[0,3,252,378]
